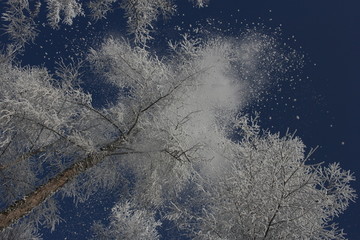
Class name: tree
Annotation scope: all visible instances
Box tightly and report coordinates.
[0,33,247,230]
[166,116,356,239]
[0,1,356,239]
[1,0,208,47]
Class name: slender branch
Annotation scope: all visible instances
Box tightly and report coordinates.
[162,144,200,163]
[0,139,12,159]
[13,114,87,152]
[0,148,43,170]
[263,203,281,239]
[126,109,140,136]
[68,101,124,135]
[127,67,211,136]
[175,110,202,130]
[141,67,210,113]
[105,149,161,157]
[0,139,61,170]
[115,48,147,82]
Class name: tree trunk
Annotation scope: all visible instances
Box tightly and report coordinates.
[0,152,104,231]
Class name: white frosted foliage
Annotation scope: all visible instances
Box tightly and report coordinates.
[0,1,356,239]
[46,0,84,28]
[92,201,161,240]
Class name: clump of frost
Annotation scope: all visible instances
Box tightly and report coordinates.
[92,201,160,240]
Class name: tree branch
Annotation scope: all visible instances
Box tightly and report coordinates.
[0,151,105,230]
[69,100,124,135]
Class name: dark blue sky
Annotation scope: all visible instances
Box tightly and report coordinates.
[207,1,360,238]
[2,0,359,239]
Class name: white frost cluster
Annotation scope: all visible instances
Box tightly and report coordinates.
[1,0,210,47]
[46,0,84,28]
[92,201,161,240]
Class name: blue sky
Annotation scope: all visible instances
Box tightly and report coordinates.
[2,0,359,239]
[197,1,360,238]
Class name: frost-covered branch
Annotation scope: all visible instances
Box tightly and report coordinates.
[1,0,208,48]
[166,117,356,240]
[1,0,39,47]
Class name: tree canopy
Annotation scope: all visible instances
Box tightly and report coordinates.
[0,0,356,239]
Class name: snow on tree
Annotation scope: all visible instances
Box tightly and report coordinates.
[0,1,356,239]
[45,0,84,29]
[166,116,356,239]
[1,0,40,47]
[0,32,240,230]
[1,0,209,48]
[0,221,41,240]
[92,201,161,240]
